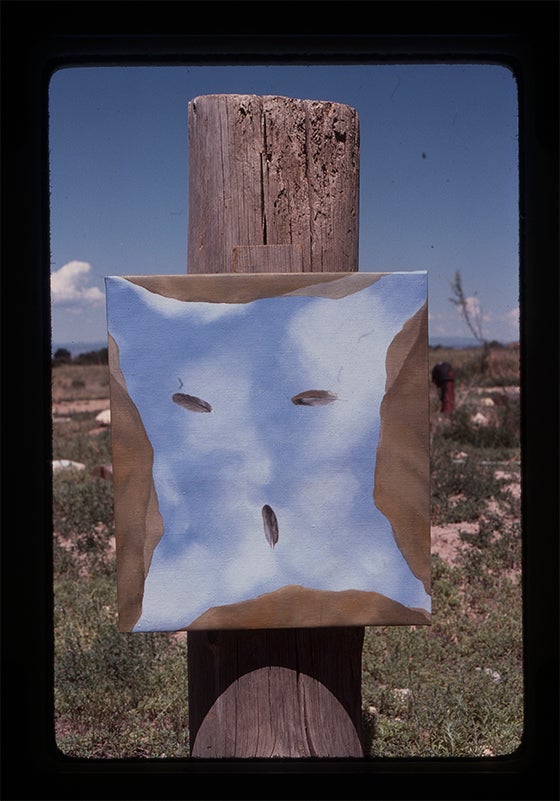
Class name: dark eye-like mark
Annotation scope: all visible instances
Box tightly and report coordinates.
[291,390,338,406]
[262,504,279,548]
[172,392,212,413]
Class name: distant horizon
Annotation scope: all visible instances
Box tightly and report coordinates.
[52,333,518,358]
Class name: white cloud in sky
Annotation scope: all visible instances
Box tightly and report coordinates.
[432,294,519,342]
[459,298,520,341]
[504,306,520,337]
[456,295,490,330]
[464,295,482,319]
[51,260,104,307]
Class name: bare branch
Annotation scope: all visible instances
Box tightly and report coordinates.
[449,270,486,345]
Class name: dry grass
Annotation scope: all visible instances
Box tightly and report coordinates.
[52,346,523,760]
[429,343,520,388]
[52,363,110,403]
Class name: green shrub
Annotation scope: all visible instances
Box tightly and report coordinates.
[54,572,190,758]
[52,347,72,366]
[74,348,108,365]
[361,541,523,758]
[52,424,112,470]
[53,472,115,576]
[53,474,114,538]
[430,450,503,524]
[439,401,520,450]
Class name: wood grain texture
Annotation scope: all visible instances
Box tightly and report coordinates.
[187,94,364,758]
[188,628,364,758]
[232,244,303,273]
[187,94,359,275]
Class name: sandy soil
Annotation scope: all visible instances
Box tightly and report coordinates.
[430,521,479,564]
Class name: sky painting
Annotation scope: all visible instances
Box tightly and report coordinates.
[106,271,430,632]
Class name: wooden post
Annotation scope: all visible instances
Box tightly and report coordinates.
[186,94,364,758]
[187,94,359,275]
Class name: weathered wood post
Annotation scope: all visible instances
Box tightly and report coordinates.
[186,94,365,758]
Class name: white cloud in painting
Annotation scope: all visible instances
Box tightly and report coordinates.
[122,277,249,322]
[51,260,104,306]
[284,288,392,457]
[106,273,431,631]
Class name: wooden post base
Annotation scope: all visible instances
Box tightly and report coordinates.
[188,627,365,758]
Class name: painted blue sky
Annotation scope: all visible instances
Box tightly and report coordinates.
[106,272,430,631]
[50,64,519,346]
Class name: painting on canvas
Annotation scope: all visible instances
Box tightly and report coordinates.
[105,271,431,632]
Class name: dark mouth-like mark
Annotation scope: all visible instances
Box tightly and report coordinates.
[262,504,279,549]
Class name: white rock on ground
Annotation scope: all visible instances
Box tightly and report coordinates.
[52,459,86,473]
[95,408,111,425]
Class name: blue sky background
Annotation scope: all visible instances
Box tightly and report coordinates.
[106,272,430,631]
[49,63,519,348]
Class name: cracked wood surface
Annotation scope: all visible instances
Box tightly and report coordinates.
[187,94,359,275]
